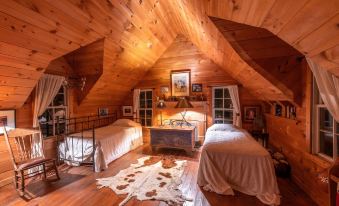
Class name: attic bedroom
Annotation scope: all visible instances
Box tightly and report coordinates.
[0,1,338,206]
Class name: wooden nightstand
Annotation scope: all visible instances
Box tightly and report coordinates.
[149,126,197,155]
[251,130,269,148]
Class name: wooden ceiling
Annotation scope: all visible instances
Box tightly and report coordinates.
[211,17,305,104]
[137,34,238,88]
[0,0,338,109]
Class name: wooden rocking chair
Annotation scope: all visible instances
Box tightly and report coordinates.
[3,127,60,195]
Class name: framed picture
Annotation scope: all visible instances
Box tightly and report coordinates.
[171,70,190,97]
[0,110,16,134]
[98,108,109,117]
[192,83,202,92]
[122,106,133,116]
[160,86,169,94]
[243,106,260,122]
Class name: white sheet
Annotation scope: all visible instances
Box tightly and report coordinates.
[197,126,280,205]
[59,124,143,172]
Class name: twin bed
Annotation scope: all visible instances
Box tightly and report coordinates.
[58,115,279,205]
[198,124,280,205]
[58,118,143,172]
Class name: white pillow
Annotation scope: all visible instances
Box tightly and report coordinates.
[207,124,238,132]
[112,119,140,127]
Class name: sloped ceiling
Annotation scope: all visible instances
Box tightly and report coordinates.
[137,34,238,88]
[210,17,305,104]
[0,0,338,109]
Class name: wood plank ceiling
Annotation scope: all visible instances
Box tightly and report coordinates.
[210,17,305,104]
[0,0,338,109]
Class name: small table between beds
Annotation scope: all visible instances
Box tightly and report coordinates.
[150,126,196,155]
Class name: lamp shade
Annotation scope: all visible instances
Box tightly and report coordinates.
[156,100,166,109]
[175,97,193,108]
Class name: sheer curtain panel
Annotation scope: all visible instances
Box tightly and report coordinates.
[307,58,339,122]
[228,85,242,127]
[33,74,65,128]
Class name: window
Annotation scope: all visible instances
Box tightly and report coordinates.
[139,89,153,127]
[212,87,233,124]
[39,86,68,137]
[313,81,339,160]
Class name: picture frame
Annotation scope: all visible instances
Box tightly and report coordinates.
[160,86,169,94]
[0,109,16,134]
[192,83,202,92]
[122,106,133,116]
[243,106,260,122]
[170,70,190,97]
[98,107,109,117]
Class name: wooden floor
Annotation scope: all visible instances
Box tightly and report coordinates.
[0,145,317,206]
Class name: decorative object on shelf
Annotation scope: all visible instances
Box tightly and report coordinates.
[156,99,166,126]
[287,105,296,119]
[98,107,109,117]
[0,110,16,134]
[175,97,193,126]
[192,83,202,92]
[275,104,282,116]
[160,86,169,94]
[171,70,190,97]
[160,86,169,100]
[122,106,133,116]
[243,106,260,123]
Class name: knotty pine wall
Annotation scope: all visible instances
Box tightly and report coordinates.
[266,63,331,206]
[124,35,263,142]
[0,88,121,187]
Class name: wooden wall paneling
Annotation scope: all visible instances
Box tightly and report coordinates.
[276,0,339,47]
[205,0,339,79]
[132,35,261,142]
[210,17,304,105]
[167,0,294,102]
[296,14,339,57]
[261,0,309,34]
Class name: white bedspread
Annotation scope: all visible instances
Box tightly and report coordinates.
[59,125,143,172]
[197,125,280,205]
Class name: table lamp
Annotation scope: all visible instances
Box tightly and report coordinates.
[175,97,193,126]
[156,99,166,126]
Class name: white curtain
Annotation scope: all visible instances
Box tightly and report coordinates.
[307,58,339,122]
[133,89,140,122]
[227,85,242,127]
[33,74,65,128]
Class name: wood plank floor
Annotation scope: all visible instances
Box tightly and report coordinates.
[0,145,317,206]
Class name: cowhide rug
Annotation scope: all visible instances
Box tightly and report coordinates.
[97,156,190,206]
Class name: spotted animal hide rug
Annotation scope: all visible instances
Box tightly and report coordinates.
[97,156,190,205]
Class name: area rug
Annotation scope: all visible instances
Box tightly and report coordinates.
[97,156,190,206]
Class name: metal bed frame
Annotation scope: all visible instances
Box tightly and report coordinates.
[56,112,117,171]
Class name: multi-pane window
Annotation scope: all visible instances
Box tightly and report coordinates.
[39,86,68,137]
[313,81,339,160]
[139,89,153,127]
[212,87,233,124]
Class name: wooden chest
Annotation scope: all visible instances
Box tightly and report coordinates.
[150,126,196,155]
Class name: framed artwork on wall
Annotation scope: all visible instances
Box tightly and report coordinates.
[98,108,109,117]
[192,83,202,92]
[243,106,260,122]
[171,70,190,97]
[0,109,16,134]
[160,86,169,94]
[122,106,133,116]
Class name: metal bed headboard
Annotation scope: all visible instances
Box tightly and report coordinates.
[56,112,117,171]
